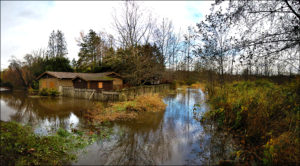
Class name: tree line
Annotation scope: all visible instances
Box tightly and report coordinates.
[1,0,299,89]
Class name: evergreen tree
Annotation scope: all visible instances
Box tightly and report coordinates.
[56,30,68,57]
[46,30,68,58]
[77,29,104,72]
[47,30,56,58]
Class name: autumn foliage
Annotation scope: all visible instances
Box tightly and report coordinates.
[202,79,300,165]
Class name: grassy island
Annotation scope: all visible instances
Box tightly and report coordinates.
[85,93,166,123]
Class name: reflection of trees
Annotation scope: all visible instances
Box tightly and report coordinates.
[94,110,169,165]
[1,92,39,123]
[93,123,180,165]
[80,89,209,165]
[192,124,235,165]
[0,92,93,131]
[191,89,235,165]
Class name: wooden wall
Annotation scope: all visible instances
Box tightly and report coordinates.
[39,78,59,90]
[58,79,73,87]
[89,81,113,91]
[73,78,113,91]
[73,78,87,89]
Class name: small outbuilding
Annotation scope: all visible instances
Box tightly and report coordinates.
[36,71,123,92]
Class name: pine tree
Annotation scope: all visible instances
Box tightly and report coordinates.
[56,30,68,57]
[77,29,102,72]
[46,30,68,58]
[47,30,56,58]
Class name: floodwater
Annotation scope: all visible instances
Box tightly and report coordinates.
[0,89,234,165]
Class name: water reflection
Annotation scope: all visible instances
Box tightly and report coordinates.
[75,89,234,165]
[0,92,93,134]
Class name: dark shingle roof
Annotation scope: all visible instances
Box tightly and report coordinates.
[36,71,120,81]
[73,75,114,81]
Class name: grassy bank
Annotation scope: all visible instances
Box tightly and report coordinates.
[85,93,166,123]
[0,121,95,165]
[201,79,299,165]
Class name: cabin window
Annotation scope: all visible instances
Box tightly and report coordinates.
[98,82,103,88]
[49,81,55,88]
[42,81,46,88]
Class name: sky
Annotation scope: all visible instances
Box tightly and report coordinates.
[1,1,214,69]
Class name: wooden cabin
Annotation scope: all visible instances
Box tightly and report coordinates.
[36,71,123,92]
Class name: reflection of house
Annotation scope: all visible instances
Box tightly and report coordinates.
[36,71,123,92]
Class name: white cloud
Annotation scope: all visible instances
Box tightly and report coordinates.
[1,1,213,69]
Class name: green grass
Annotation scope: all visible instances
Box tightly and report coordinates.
[201,79,300,165]
[0,121,96,165]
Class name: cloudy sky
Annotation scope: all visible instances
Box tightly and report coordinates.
[1,1,213,69]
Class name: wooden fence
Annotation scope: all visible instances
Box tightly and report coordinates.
[62,84,171,101]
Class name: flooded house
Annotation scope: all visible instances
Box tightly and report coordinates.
[36,71,123,92]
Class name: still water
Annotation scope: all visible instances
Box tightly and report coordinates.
[0,89,234,165]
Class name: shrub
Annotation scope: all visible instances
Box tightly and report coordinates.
[31,80,39,90]
[0,121,91,165]
[49,89,60,97]
[39,88,49,96]
[39,88,59,97]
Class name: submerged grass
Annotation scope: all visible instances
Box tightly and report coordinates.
[201,79,300,165]
[0,121,95,165]
[85,93,166,123]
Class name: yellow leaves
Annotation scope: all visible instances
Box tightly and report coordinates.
[218,108,224,113]
[236,150,242,157]
[241,105,248,112]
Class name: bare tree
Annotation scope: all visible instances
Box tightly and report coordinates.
[223,0,300,75]
[153,18,174,68]
[112,1,153,48]
[195,8,231,84]
[183,26,194,72]
[168,31,182,71]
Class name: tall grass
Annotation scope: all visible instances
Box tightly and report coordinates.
[202,79,300,165]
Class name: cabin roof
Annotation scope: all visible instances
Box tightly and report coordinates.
[72,75,114,81]
[36,71,121,80]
